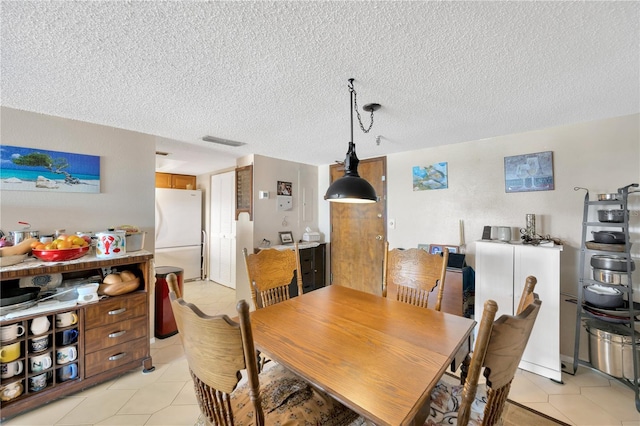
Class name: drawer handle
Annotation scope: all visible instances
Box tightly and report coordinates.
[108,330,126,338]
[108,353,127,361]
[108,308,127,316]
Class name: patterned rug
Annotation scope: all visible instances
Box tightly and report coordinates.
[428,372,571,426]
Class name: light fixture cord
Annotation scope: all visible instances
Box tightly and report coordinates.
[348,81,375,133]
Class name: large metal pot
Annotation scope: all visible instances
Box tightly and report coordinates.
[583,284,623,308]
[586,320,640,380]
[593,268,629,285]
[597,209,626,223]
[597,193,622,201]
[591,231,626,244]
[9,229,39,245]
[591,255,635,272]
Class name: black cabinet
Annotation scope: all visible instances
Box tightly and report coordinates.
[290,244,326,297]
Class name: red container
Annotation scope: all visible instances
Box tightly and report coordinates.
[32,246,90,262]
[154,266,184,339]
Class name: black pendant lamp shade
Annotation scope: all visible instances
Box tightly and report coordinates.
[324,142,377,203]
[325,79,379,203]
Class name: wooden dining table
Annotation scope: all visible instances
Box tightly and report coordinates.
[249,284,476,426]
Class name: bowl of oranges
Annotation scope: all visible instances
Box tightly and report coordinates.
[31,234,91,262]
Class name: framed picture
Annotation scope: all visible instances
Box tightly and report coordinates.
[0,145,100,193]
[279,231,294,245]
[418,244,430,252]
[427,244,458,255]
[504,151,554,193]
[429,245,443,255]
[277,181,292,196]
[413,162,448,191]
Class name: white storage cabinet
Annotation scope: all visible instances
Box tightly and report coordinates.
[475,240,563,382]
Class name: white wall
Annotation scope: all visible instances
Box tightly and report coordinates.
[318,113,640,358]
[252,154,319,248]
[1,107,156,250]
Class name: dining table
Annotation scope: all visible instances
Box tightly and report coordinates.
[249,284,477,426]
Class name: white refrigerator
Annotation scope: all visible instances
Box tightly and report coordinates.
[155,188,203,281]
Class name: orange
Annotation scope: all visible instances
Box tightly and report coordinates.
[57,240,72,249]
[30,240,40,249]
[34,243,46,250]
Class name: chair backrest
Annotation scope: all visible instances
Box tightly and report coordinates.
[167,273,264,426]
[243,243,303,310]
[382,242,449,310]
[516,275,537,315]
[458,276,542,426]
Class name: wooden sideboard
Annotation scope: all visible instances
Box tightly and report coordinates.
[0,252,154,420]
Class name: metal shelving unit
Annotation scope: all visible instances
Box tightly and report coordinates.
[571,183,639,412]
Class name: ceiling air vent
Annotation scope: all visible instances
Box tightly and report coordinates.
[202,135,246,147]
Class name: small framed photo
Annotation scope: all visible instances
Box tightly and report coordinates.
[277,181,292,196]
[418,244,430,252]
[429,245,443,255]
[279,231,294,245]
[445,245,459,254]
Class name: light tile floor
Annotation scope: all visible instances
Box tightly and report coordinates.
[4,280,640,425]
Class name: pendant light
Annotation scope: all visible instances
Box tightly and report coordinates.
[324,79,381,203]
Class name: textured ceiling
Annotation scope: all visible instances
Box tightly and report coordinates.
[2,1,638,175]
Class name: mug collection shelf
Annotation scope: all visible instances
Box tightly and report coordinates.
[0,251,154,420]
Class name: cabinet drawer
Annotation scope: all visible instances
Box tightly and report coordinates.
[84,316,147,354]
[84,336,148,378]
[84,293,147,330]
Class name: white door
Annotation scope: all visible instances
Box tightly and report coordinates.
[209,172,236,288]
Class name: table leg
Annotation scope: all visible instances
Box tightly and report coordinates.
[412,398,431,425]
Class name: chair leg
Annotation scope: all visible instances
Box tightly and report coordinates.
[460,354,471,385]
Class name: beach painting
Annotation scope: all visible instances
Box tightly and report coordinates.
[413,162,448,191]
[0,145,100,193]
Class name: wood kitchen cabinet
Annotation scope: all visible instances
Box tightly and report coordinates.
[475,240,562,381]
[296,243,326,295]
[155,172,196,189]
[0,252,154,420]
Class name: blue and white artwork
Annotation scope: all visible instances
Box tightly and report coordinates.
[0,145,100,193]
[413,162,448,191]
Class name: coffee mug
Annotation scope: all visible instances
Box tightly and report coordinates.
[57,362,78,382]
[56,346,77,364]
[55,312,78,328]
[58,329,79,346]
[0,380,23,401]
[1,323,25,342]
[1,360,23,379]
[30,335,49,353]
[30,316,50,336]
[0,342,21,363]
[29,372,48,392]
[30,352,52,373]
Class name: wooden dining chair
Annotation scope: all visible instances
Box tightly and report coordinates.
[382,242,449,310]
[428,276,542,426]
[166,273,361,426]
[243,242,303,310]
